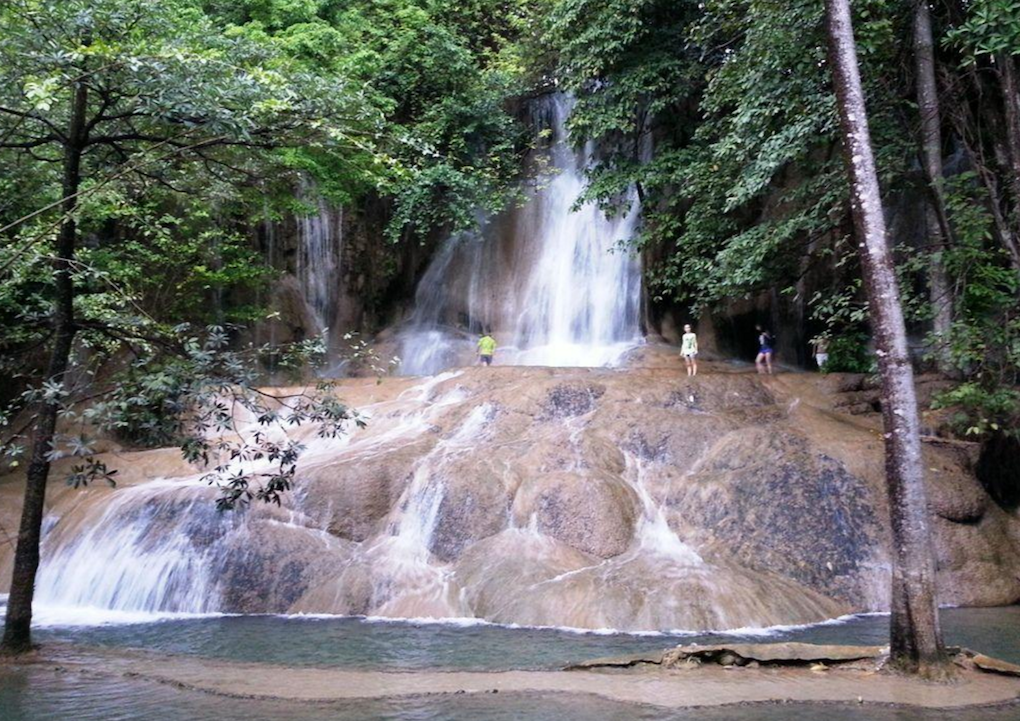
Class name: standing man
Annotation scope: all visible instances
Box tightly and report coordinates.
[681,324,699,376]
[477,331,497,366]
[811,336,830,370]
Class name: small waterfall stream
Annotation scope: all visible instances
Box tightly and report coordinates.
[295,186,344,340]
[34,482,225,617]
[399,94,643,374]
[364,401,496,618]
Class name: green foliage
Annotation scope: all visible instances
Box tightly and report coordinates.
[1,325,364,509]
[212,0,537,239]
[823,332,875,374]
[808,274,875,374]
[927,174,1020,436]
[945,0,1020,59]
[933,381,1020,438]
[549,0,910,312]
[0,0,380,505]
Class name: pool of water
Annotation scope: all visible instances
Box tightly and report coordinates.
[22,606,1020,671]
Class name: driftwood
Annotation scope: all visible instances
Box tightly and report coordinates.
[567,642,1020,677]
[566,643,886,670]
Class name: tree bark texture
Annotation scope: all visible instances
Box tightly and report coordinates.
[1,79,88,654]
[998,52,1020,273]
[826,0,947,672]
[913,1,953,368]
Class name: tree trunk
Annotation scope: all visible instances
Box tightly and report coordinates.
[997,53,1020,274]
[826,0,948,674]
[0,79,88,655]
[913,1,953,372]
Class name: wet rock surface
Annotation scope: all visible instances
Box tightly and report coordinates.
[5,362,1019,631]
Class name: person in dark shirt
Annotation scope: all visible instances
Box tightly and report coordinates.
[755,325,774,375]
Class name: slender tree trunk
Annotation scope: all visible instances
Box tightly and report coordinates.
[913,1,953,371]
[998,54,1020,215]
[826,0,948,674]
[945,65,1020,273]
[0,79,88,655]
[996,53,1020,275]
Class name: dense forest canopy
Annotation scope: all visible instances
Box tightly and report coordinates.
[2,0,1020,456]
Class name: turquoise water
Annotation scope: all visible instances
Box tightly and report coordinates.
[24,606,1020,670]
[1,606,1018,720]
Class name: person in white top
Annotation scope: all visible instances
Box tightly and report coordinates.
[680,324,698,376]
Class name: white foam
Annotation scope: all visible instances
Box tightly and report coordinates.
[29,604,229,628]
[262,609,890,640]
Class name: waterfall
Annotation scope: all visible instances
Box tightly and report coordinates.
[364,401,495,618]
[296,186,343,340]
[398,93,643,375]
[33,482,226,618]
[511,97,643,367]
[623,453,703,565]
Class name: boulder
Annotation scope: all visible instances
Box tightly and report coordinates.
[928,468,989,523]
[668,427,886,606]
[297,438,434,541]
[452,529,596,622]
[511,470,640,559]
[429,454,515,562]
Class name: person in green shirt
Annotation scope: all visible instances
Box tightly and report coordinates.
[681,324,698,376]
[477,332,497,366]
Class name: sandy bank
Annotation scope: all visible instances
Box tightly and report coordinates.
[5,644,1020,711]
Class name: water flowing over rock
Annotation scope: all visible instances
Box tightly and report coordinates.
[398,94,643,375]
[6,363,1018,632]
[295,186,344,341]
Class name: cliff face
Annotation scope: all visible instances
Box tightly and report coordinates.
[247,191,440,355]
[4,353,1016,631]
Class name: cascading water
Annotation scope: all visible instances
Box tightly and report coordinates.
[295,185,343,340]
[363,401,496,618]
[398,94,643,375]
[622,453,703,565]
[33,482,226,618]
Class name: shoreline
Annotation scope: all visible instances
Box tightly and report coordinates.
[5,643,1020,711]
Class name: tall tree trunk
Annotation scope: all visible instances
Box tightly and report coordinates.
[826,0,948,674]
[913,1,953,372]
[0,79,88,655]
[997,52,1020,273]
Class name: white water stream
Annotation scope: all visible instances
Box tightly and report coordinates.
[399,94,643,374]
[296,185,344,341]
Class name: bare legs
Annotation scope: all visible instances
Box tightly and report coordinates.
[755,351,773,374]
[684,355,698,376]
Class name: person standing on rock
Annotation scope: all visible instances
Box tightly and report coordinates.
[755,325,774,375]
[811,336,830,370]
[681,324,699,376]
[477,331,497,366]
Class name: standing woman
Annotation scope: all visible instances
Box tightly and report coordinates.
[681,324,699,376]
[755,325,774,375]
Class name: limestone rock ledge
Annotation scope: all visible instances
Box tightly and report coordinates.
[1,363,1017,631]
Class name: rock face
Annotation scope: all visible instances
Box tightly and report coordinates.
[4,361,1019,632]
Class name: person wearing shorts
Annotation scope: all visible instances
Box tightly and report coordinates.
[680,324,699,376]
[812,337,830,370]
[755,325,774,375]
[477,332,497,366]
